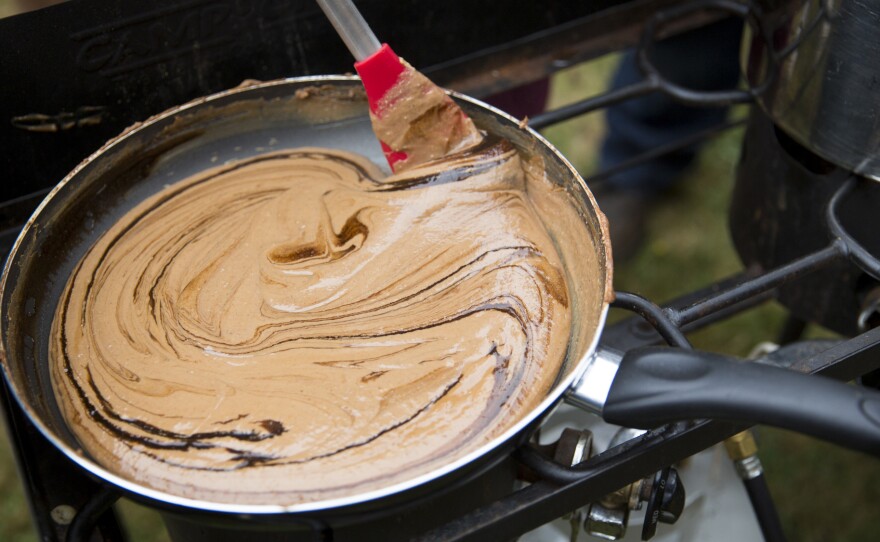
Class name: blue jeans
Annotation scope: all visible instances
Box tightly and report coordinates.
[600,17,743,194]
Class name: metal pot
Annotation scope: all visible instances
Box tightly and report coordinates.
[2,76,879,538]
[744,0,880,179]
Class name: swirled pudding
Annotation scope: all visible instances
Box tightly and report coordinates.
[50,140,572,504]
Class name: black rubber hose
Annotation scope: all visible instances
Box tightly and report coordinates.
[743,472,787,542]
[66,487,120,542]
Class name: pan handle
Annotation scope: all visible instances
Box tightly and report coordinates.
[596,347,880,456]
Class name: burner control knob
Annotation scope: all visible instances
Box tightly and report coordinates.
[641,467,685,540]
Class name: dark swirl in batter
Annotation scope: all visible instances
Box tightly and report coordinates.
[50,140,571,504]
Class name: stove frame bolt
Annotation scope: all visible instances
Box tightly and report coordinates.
[50,504,76,525]
[585,502,629,540]
[554,427,594,469]
[584,480,642,540]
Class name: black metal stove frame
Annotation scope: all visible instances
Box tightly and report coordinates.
[2,1,880,541]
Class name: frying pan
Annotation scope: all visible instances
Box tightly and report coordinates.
[1,77,880,519]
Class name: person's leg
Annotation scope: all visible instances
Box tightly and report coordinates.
[598,17,743,258]
[601,17,743,193]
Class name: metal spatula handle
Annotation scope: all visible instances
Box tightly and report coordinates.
[316,0,381,61]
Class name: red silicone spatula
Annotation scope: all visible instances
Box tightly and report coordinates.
[316,0,483,172]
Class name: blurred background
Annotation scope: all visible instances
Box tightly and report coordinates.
[1,1,879,541]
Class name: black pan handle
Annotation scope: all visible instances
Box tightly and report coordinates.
[601,347,880,456]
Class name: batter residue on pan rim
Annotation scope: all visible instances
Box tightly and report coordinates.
[50,137,574,505]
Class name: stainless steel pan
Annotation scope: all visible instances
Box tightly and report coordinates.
[1,76,879,523]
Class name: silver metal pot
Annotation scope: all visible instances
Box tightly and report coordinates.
[745,0,880,179]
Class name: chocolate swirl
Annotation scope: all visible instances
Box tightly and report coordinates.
[50,141,571,504]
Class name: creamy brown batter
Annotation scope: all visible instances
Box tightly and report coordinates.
[50,140,572,505]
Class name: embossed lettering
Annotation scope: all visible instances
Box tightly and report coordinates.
[70,0,297,78]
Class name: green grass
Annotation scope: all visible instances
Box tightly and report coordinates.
[759,430,880,542]
[0,423,37,542]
